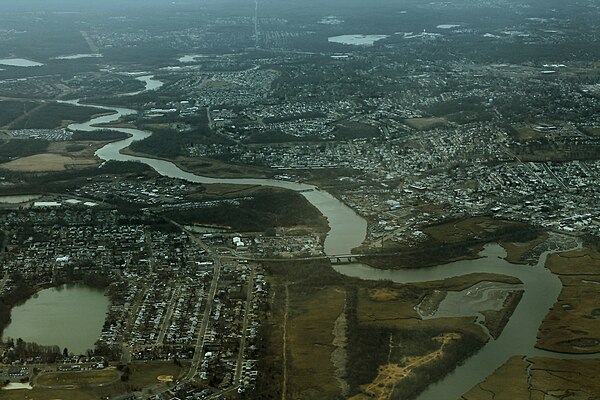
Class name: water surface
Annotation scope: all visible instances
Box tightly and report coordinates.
[2,284,109,355]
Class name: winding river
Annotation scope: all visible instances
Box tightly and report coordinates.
[69,76,595,399]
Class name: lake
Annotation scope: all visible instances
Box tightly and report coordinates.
[0,58,44,67]
[2,284,109,355]
[328,34,389,46]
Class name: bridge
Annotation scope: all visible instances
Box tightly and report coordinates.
[328,254,363,264]
[223,253,370,264]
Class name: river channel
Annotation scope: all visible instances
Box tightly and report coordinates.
[68,76,593,398]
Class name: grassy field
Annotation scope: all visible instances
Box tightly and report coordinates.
[537,247,600,353]
[404,117,447,130]
[126,361,184,389]
[0,153,98,172]
[286,286,345,399]
[36,369,120,387]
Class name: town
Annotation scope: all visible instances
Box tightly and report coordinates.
[1,0,600,399]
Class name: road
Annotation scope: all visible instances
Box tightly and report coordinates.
[183,240,222,382]
[156,287,179,346]
[234,267,254,384]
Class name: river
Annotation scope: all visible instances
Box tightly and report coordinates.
[2,284,109,355]
[69,76,592,398]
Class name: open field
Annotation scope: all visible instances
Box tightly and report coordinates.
[0,362,183,400]
[462,356,600,400]
[36,369,120,387]
[0,153,98,172]
[126,361,184,389]
[580,126,600,137]
[404,117,447,130]
[512,125,543,141]
[537,247,600,353]
[286,286,345,399]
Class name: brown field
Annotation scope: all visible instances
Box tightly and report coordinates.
[537,247,600,353]
[404,117,447,130]
[0,153,98,172]
[462,356,600,399]
[286,286,345,400]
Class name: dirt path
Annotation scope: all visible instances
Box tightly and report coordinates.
[282,282,289,400]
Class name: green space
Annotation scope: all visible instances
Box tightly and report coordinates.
[404,117,448,131]
[333,121,380,140]
[10,103,111,130]
[129,115,225,159]
[0,101,39,127]
[163,188,329,233]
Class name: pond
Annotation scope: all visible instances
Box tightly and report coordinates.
[2,284,109,355]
